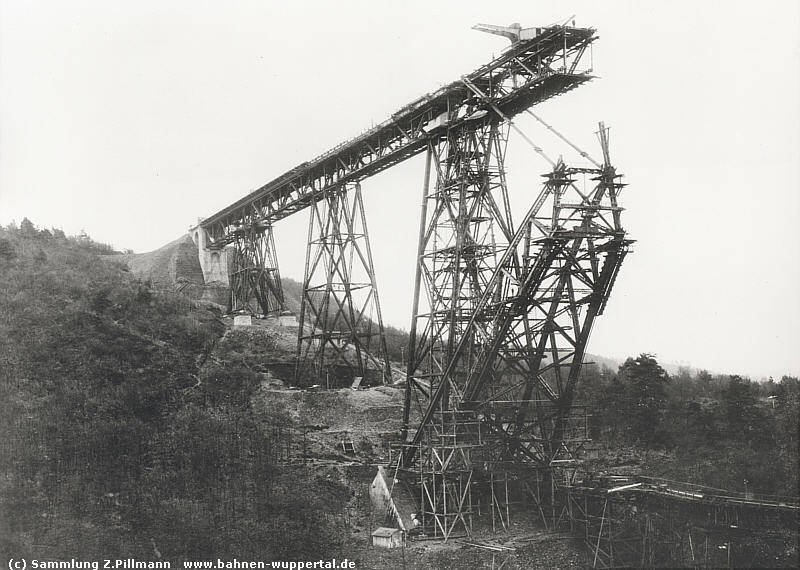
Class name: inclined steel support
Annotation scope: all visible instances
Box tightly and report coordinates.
[200,19,798,563]
[402,125,631,469]
[197,22,599,401]
[403,144,434,436]
[295,183,390,386]
[194,21,646,546]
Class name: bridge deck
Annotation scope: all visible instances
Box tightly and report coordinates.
[200,24,597,245]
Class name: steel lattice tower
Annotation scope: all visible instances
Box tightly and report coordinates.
[295,182,390,386]
[404,122,513,431]
[229,221,284,315]
[399,124,631,538]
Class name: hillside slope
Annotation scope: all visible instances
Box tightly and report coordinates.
[0,223,587,568]
[0,225,350,561]
[121,234,203,286]
[118,234,228,305]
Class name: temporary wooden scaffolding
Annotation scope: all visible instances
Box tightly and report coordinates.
[394,405,592,541]
[568,476,800,568]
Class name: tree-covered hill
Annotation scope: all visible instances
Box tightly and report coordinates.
[0,220,347,560]
[2,219,795,564]
[576,354,799,499]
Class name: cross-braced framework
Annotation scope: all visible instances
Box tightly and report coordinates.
[404,122,513,429]
[399,124,631,539]
[229,221,284,315]
[295,182,390,386]
[196,21,599,398]
[393,408,590,540]
[412,410,480,540]
[569,477,800,568]
[394,409,516,541]
[405,125,629,457]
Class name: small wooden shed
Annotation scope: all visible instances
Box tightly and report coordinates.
[371,527,404,549]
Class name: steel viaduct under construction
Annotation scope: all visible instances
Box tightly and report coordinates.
[189,20,798,568]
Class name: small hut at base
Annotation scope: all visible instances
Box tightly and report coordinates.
[371,527,404,549]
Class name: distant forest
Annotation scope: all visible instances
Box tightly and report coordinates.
[0,219,797,560]
[576,355,798,498]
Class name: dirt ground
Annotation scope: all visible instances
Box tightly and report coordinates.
[216,316,587,569]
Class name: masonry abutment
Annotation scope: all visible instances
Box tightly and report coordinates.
[190,225,231,286]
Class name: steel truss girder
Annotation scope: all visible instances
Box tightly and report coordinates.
[200,24,597,245]
[229,221,284,315]
[403,126,631,468]
[295,182,390,384]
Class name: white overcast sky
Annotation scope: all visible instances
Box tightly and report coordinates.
[1,0,799,380]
